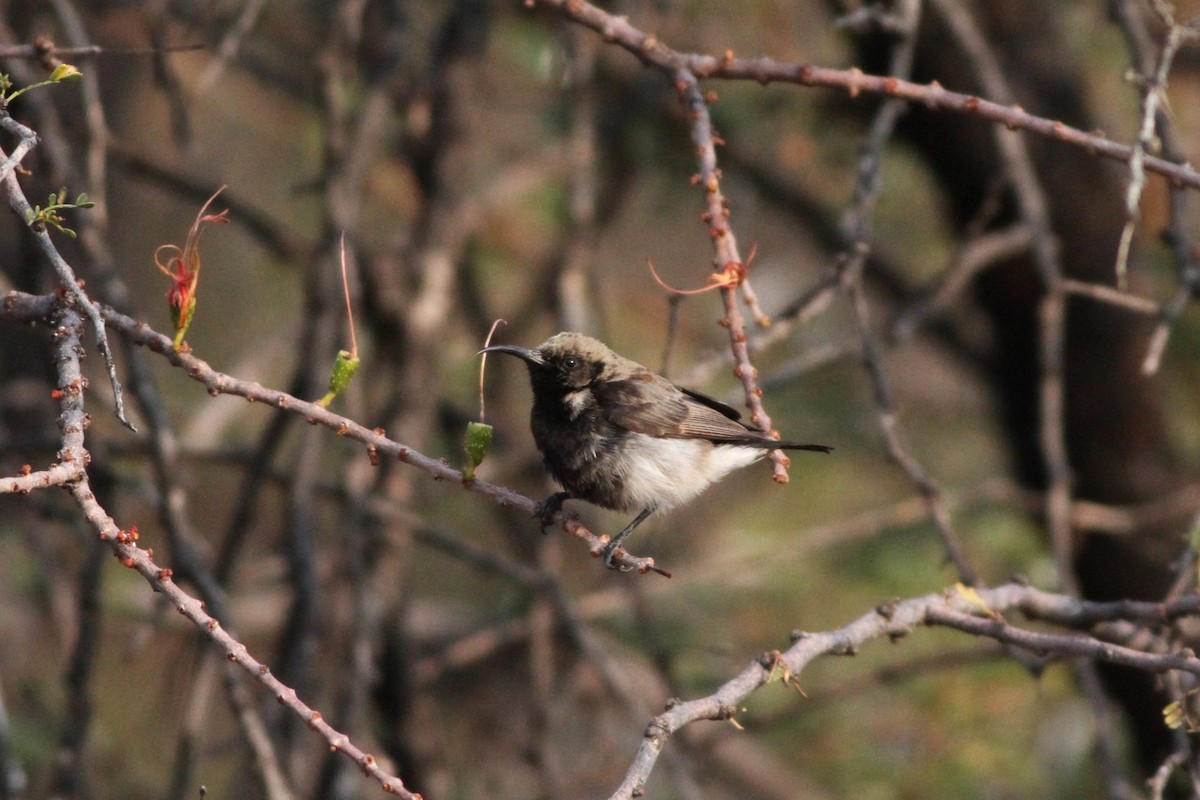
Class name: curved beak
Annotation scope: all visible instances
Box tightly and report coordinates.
[477,344,544,366]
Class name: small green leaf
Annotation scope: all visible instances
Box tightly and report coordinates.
[462,421,493,480]
[49,64,82,83]
[316,349,361,407]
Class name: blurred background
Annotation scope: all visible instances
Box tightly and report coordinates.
[2,0,1200,798]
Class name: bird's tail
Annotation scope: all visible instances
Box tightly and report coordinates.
[724,436,832,453]
[770,441,832,453]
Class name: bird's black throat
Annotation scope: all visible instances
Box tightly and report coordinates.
[527,374,633,512]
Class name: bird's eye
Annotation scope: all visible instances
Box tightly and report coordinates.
[562,355,580,370]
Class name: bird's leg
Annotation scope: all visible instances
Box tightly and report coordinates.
[602,508,653,570]
[534,491,572,531]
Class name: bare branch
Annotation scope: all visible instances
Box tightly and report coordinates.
[606,581,1200,799]
[534,0,1200,189]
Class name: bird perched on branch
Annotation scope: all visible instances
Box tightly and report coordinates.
[481,332,831,569]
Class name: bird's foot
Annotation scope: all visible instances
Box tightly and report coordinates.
[533,491,571,531]
[600,508,652,572]
[601,537,635,572]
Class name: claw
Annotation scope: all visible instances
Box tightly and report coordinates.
[601,540,635,572]
[533,491,571,531]
[599,507,652,570]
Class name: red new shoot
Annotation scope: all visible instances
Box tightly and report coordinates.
[154,186,230,350]
[646,243,757,296]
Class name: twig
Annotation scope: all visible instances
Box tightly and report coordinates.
[6,294,662,575]
[1062,278,1161,315]
[541,0,794,479]
[50,0,111,232]
[70,472,420,797]
[1074,660,1142,800]
[0,116,134,430]
[52,525,103,799]
[478,318,507,422]
[28,295,415,796]
[0,42,203,60]
[605,581,1200,799]
[1111,1,1200,375]
[222,661,297,800]
[848,253,978,585]
[673,71,790,480]
[1112,5,1200,289]
[532,0,1200,190]
[927,0,1075,595]
[554,24,602,335]
[893,223,1034,339]
[925,605,1200,675]
[833,0,978,583]
[1148,744,1189,800]
[1143,277,1196,375]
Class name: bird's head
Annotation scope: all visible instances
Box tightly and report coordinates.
[480,332,633,395]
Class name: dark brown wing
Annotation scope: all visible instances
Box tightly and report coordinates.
[598,375,759,442]
[678,386,832,452]
[598,376,834,452]
[678,386,745,423]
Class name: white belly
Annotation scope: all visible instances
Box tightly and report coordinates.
[616,436,764,512]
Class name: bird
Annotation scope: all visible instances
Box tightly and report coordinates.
[481,332,831,569]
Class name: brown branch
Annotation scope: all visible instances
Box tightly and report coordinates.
[70,475,419,797]
[0,291,664,575]
[536,2,795,479]
[830,1,978,584]
[195,0,270,95]
[1112,18,1200,288]
[1143,284,1194,374]
[1110,1,1200,376]
[1062,278,1161,316]
[925,0,1076,596]
[532,0,1200,190]
[0,41,203,60]
[0,114,133,430]
[24,295,416,798]
[605,581,1200,799]
[847,252,978,585]
[674,70,791,479]
[924,606,1200,675]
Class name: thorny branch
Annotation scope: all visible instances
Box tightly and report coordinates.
[533,0,1200,190]
[671,71,793,480]
[3,293,419,799]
